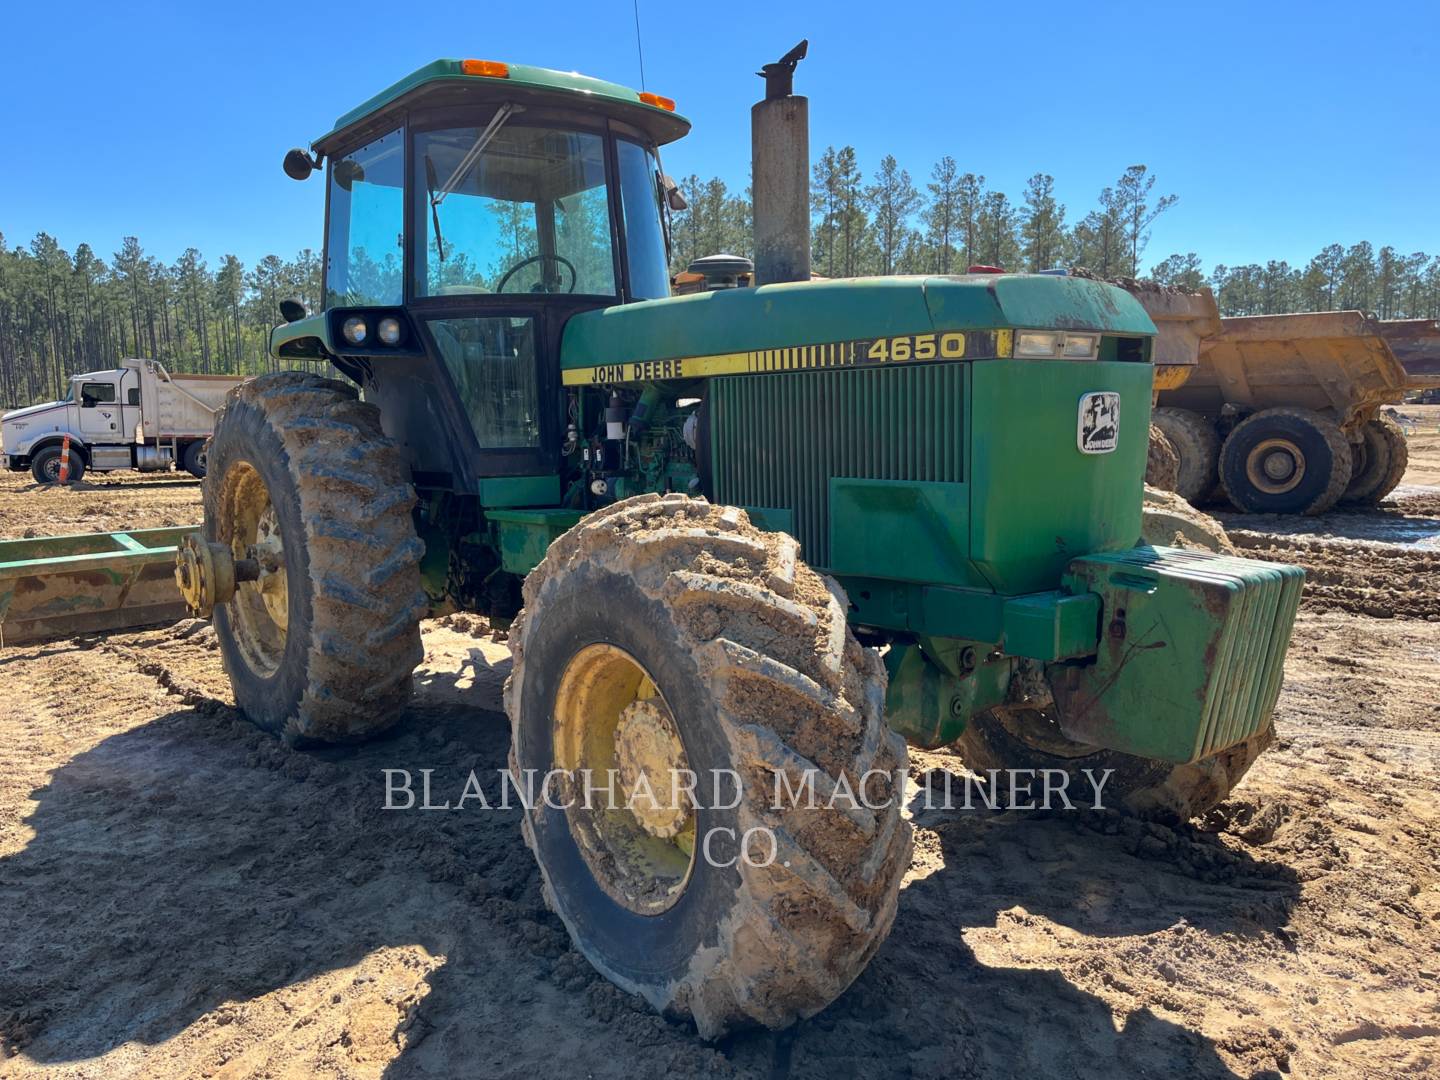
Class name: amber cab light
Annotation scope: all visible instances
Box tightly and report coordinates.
[639,92,676,111]
[461,59,510,78]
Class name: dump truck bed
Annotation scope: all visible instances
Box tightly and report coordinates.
[1158,310,1416,432]
[130,359,238,438]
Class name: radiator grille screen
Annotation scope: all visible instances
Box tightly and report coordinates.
[709,363,966,567]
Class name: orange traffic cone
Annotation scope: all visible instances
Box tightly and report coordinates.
[57,436,72,484]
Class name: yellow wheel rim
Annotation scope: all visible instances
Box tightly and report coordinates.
[220,462,289,676]
[553,644,697,915]
[1245,437,1306,496]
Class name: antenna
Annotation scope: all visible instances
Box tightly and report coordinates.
[632,0,647,90]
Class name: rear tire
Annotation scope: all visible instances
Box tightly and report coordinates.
[30,444,85,485]
[1341,414,1408,505]
[206,372,425,743]
[1219,406,1351,515]
[954,706,1273,824]
[182,439,208,479]
[1152,406,1219,503]
[507,494,911,1038]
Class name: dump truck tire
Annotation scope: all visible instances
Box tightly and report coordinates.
[206,372,425,744]
[1341,414,1408,506]
[31,444,85,485]
[182,440,208,479]
[954,706,1273,824]
[1152,407,1219,503]
[506,494,912,1039]
[1219,406,1351,515]
[1145,424,1180,492]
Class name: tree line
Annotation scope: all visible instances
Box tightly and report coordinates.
[3,151,1438,408]
[670,150,1440,318]
[0,233,320,409]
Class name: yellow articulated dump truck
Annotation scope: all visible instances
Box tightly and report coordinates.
[1113,277,1440,515]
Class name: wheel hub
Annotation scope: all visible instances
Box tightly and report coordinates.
[615,698,692,838]
[552,643,697,915]
[1246,438,1305,495]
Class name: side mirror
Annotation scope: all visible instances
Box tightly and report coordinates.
[333,159,365,191]
[283,148,318,181]
[278,298,307,323]
[662,174,687,211]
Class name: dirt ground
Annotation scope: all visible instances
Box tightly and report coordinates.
[0,470,202,539]
[1,422,1439,1079]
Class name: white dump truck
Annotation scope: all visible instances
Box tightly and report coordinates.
[1,358,245,484]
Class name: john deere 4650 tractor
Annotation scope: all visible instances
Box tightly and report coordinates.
[175,57,1303,1037]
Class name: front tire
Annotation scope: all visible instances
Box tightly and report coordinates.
[206,372,425,743]
[955,706,1272,824]
[1219,406,1351,515]
[506,494,912,1038]
[31,444,85,485]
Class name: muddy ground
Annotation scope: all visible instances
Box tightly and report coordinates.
[1,416,1438,1079]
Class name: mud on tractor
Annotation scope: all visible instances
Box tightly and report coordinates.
[170,57,1304,1036]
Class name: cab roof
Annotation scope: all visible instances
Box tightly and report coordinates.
[314,59,691,153]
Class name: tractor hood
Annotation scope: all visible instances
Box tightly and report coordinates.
[561,274,1154,373]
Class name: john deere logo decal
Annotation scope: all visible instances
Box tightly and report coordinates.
[1078,392,1120,454]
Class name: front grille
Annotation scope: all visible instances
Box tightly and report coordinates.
[709,363,965,568]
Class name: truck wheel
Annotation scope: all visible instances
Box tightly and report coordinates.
[954,706,1272,824]
[206,372,425,743]
[30,444,85,485]
[506,494,912,1038]
[1219,406,1351,515]
[1341,414,1408,505]
[1152,407,1219,503]
[182,440,208,479]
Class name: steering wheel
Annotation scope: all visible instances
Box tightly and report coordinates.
[496,254,577,294]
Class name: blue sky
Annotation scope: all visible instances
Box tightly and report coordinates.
[4,0,1436,274]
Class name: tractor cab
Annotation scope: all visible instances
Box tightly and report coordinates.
[272,59,688,491]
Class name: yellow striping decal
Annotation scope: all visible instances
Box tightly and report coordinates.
[561,329,1026,386]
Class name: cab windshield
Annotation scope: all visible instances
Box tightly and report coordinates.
[415,120,616,297]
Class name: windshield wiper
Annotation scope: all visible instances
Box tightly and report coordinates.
[424,155,446,262]
[434,103,517,205]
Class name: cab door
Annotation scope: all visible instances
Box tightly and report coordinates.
[77,378,121,439]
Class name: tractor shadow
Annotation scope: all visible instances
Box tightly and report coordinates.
[1,640,1297,1078]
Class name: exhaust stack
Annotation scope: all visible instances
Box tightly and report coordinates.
[751,40,811,285]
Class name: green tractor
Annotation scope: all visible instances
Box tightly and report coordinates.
[174,56,1302,1037]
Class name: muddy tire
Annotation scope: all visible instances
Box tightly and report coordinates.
[1145,424,1180,492]
[1219,407,1351,515]
[955,706,1273,824]
[31,444,85,485]
[182,440,208,479]
[206,372,425,743]
[506,494,912,1038]
[1152,407,1219,503]
[1341,414,1408,505]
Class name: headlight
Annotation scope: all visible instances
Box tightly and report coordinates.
[1015,330,1062,357]
[341,316,368,345]
[377,317,402,345]
[1014,330,1101,359]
